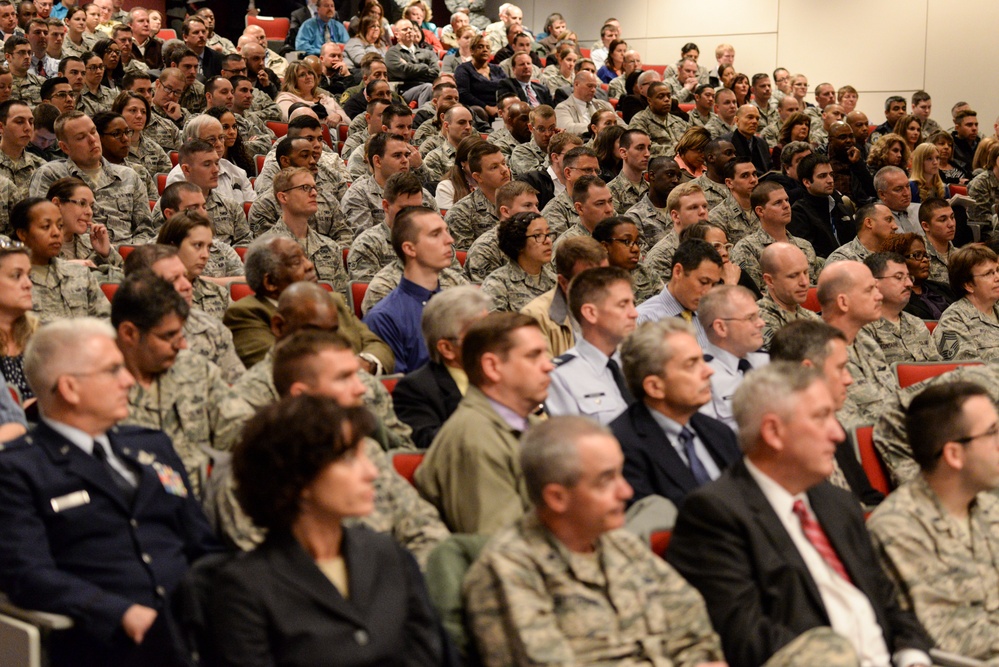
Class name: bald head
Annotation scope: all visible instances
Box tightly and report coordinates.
[760,242,807,277]
[816,260,883,326]
[273,283,339,339]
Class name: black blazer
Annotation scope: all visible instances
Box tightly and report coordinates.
[788,191,856,258]
[209,528,444,667]
[516,169,556,209]
[392,361,463,449]
[666,460,932,667]
[725,130,772,175]
[494,77,554,107]
[610,402,741,508]
[199,46,224,79]
[284,6,313,52]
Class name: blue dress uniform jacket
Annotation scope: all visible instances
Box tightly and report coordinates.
[0,421,220,660]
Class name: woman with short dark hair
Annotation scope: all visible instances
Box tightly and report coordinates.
[481,211,556,311]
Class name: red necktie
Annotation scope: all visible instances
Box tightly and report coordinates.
[36,59,45,76]
[792,500,854,585]
[524,82,538,107]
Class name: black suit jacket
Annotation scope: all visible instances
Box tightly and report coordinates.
[199,46,224,79]
[392,361,462,449]
[132,36,163,71]
[209,528,443,667]
[495,77,554,107]
[788,191,856,258]
[284,6,313,52]
[516,169,557,209]
[610,402,741,508]
[725,130,772,175]
[666,460,932,667]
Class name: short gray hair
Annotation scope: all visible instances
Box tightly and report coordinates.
[697,285,755,337]
[620,319,695,400]
[24,318,116,407]
[873,165,906,195]
[421,286,492,363]
[244,236,289,295]
[732,362,823,454]
[182,114,223,143]
[521,416,610,506]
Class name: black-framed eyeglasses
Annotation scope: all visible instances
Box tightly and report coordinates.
[281,183,317,194]
[49,90,72,98]
[102,129,134,140]
[875,272,911,282]
[608,237,641,249]
[905,251,928,261]
[85,64,105,71]
[526,231,556,243]
[223,66,247,74]
[953,425,999,445]
[159,82,182,97]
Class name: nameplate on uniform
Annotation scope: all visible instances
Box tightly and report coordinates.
[50,490,91,513]
[152,462,188,498]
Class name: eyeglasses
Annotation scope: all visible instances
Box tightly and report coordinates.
[159,82,182,97]
[953,425,999,446]
[568,166,599,174]
[875,272,912,283]
[608,237,641,249]
[62,198,93,208]
[102,129,134,140]
[85,64,105,71]
[973,268,999,280]
[711,242,734,252]
[222,66,246,74]
[281,183,317,194]
[719,312,764,324]
[904,251,929,261]
[49,90,72,98]
[526,231,556,243]
[52,363,128,393]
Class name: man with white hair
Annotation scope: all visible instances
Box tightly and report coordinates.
[554,70,617,134]
[0,317,220,666]
[484,3,526,55]
[163,114,256,204]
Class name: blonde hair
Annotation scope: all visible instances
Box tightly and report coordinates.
[910,143,944,201]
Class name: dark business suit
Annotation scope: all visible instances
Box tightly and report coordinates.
[284,6,314,53]
[495,77,554,107]
[610,402,741,507]
[199,46,224,79]
[516,169,557,209]
[0,421,220,667]
[209,528,444,667]
[392,361,463,449]
[666,460,932,667]
[725,130,772,175]
[132,36,163,71]
[788,191,856,258]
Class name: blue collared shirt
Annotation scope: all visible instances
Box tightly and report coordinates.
[295,16,350,56]
[363,276,439,374]
[635,285,710,348]
[647,409,722,481]
[485,397,529,433]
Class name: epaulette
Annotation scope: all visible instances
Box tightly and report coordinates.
[552,351,578,368]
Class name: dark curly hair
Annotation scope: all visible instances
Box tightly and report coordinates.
[498,211,545,262]
[233,397,376,532]
[205,105,256,178]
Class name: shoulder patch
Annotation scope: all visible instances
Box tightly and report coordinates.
[553,351,578,367]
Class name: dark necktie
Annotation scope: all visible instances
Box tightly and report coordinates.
[92,441,136,503]
[737,358,753,374]
[678,427,712,486]
[36,59,45,76]
[792,500,853,584]
[607,357,634,404]
[524,82,538,107]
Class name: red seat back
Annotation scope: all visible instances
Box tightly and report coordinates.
[650,530,672,558]
[895,361,983,389]
[230,283,254,301]
[100,282,118,301]
[266,121,289,138]
[855,426,891,495]
[351,282,368,318]
[802,286,820,313]
[391,452,424,486]
[247,15,290,40]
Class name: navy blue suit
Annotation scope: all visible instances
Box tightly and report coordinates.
[610,402,741,507]
[0,421,221,665]
[392,361,462,450]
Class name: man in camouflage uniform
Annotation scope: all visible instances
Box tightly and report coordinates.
[540,146,599,237]
[113,273,254,500]
[705,88,739,140]
[920,198,957,284]
[552,176,614,255]
[463,417,726,667]
[423,105,474,181]
[732,182,821,293]
[5,36,42,106]
[761,96,801,148]
[624,156,681,251]
[643,182,711,282]
[340,98,389,161]
[629,82,689,158]
[247,136,352,246]
[229,74,276,156]
[818,260,897,429]
[0,99,45,200]
[349,172,425,281]
[253,115,348,199]
[606,129,650,215]
[826,202,897,265]
[487,98,529,158]
[869,381,999,664]
[691,138,736,211]
[755,243,822,350]
[173,50,206,115]
[28,111,152,244]
[144,67,188,151]
[707,156,758,246]
[509,104,556,177]
[863,252,940,366]
[445,142,509,251]
[342,133,438,235]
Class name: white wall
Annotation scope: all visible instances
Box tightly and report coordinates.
[495,0,999,133]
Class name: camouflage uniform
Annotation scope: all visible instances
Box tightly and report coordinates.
[967,169,999,222]
[0,174,17,237]
[144,109,185,152]
[123,349,254,500]
[862,314,940,366]
[28,259,111,323]
[826,236,873,265]
[665,76,695,104]
[607,171,648,215]
[179,80,206,114]
[348,222,395,282]
[128,135,173,178]
[59,234,124,280]
[192,277,230,321]
[341,126,369,160]
[757,293,821,350]
[10,72,43,106]
[873,365,999,487]
[341,174,438,235]
[760,120,782,149]
[247,189,352,247]
[185,308,246,384]
[249,87,282,122]
[418,132,445,158]
[509,137,547,176]
[360,260,469,315]
[202,241,244,280]
[707,194,756,246]
[254,150,349,202]
[551,221,591,256]
[731,227,821,291]
[926,241,953,285]
[423,140,456,182]
[445,188,499,251]
[234,111,276,157]
[643,230,679,282]
[0,149,45,200]
[688,109,718,129]
[206,32,235,54]
[703,116,735,141]
[76,85,119,115]
[463,512,725,667]
[139,190,250,247]
[346,145,370,181]
[413,120,440,152]
[464,226,505,283]
[631,262,664,305]
[257,220,348,299]
[486,126,520,158]
[624,193,671,250]
[28,158,151,244]
[480,261,557,313]
[539,190,575,237]
[840,328,896,429]
[123,156,157,199]
[628,108,689,158]
[691,173,730,211]
[933,298,999,361]
[539,69,570,96]
[868,475,999,662]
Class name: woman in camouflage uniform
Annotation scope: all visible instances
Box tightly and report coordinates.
[481,211,556,312]
[48,176,123,280]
